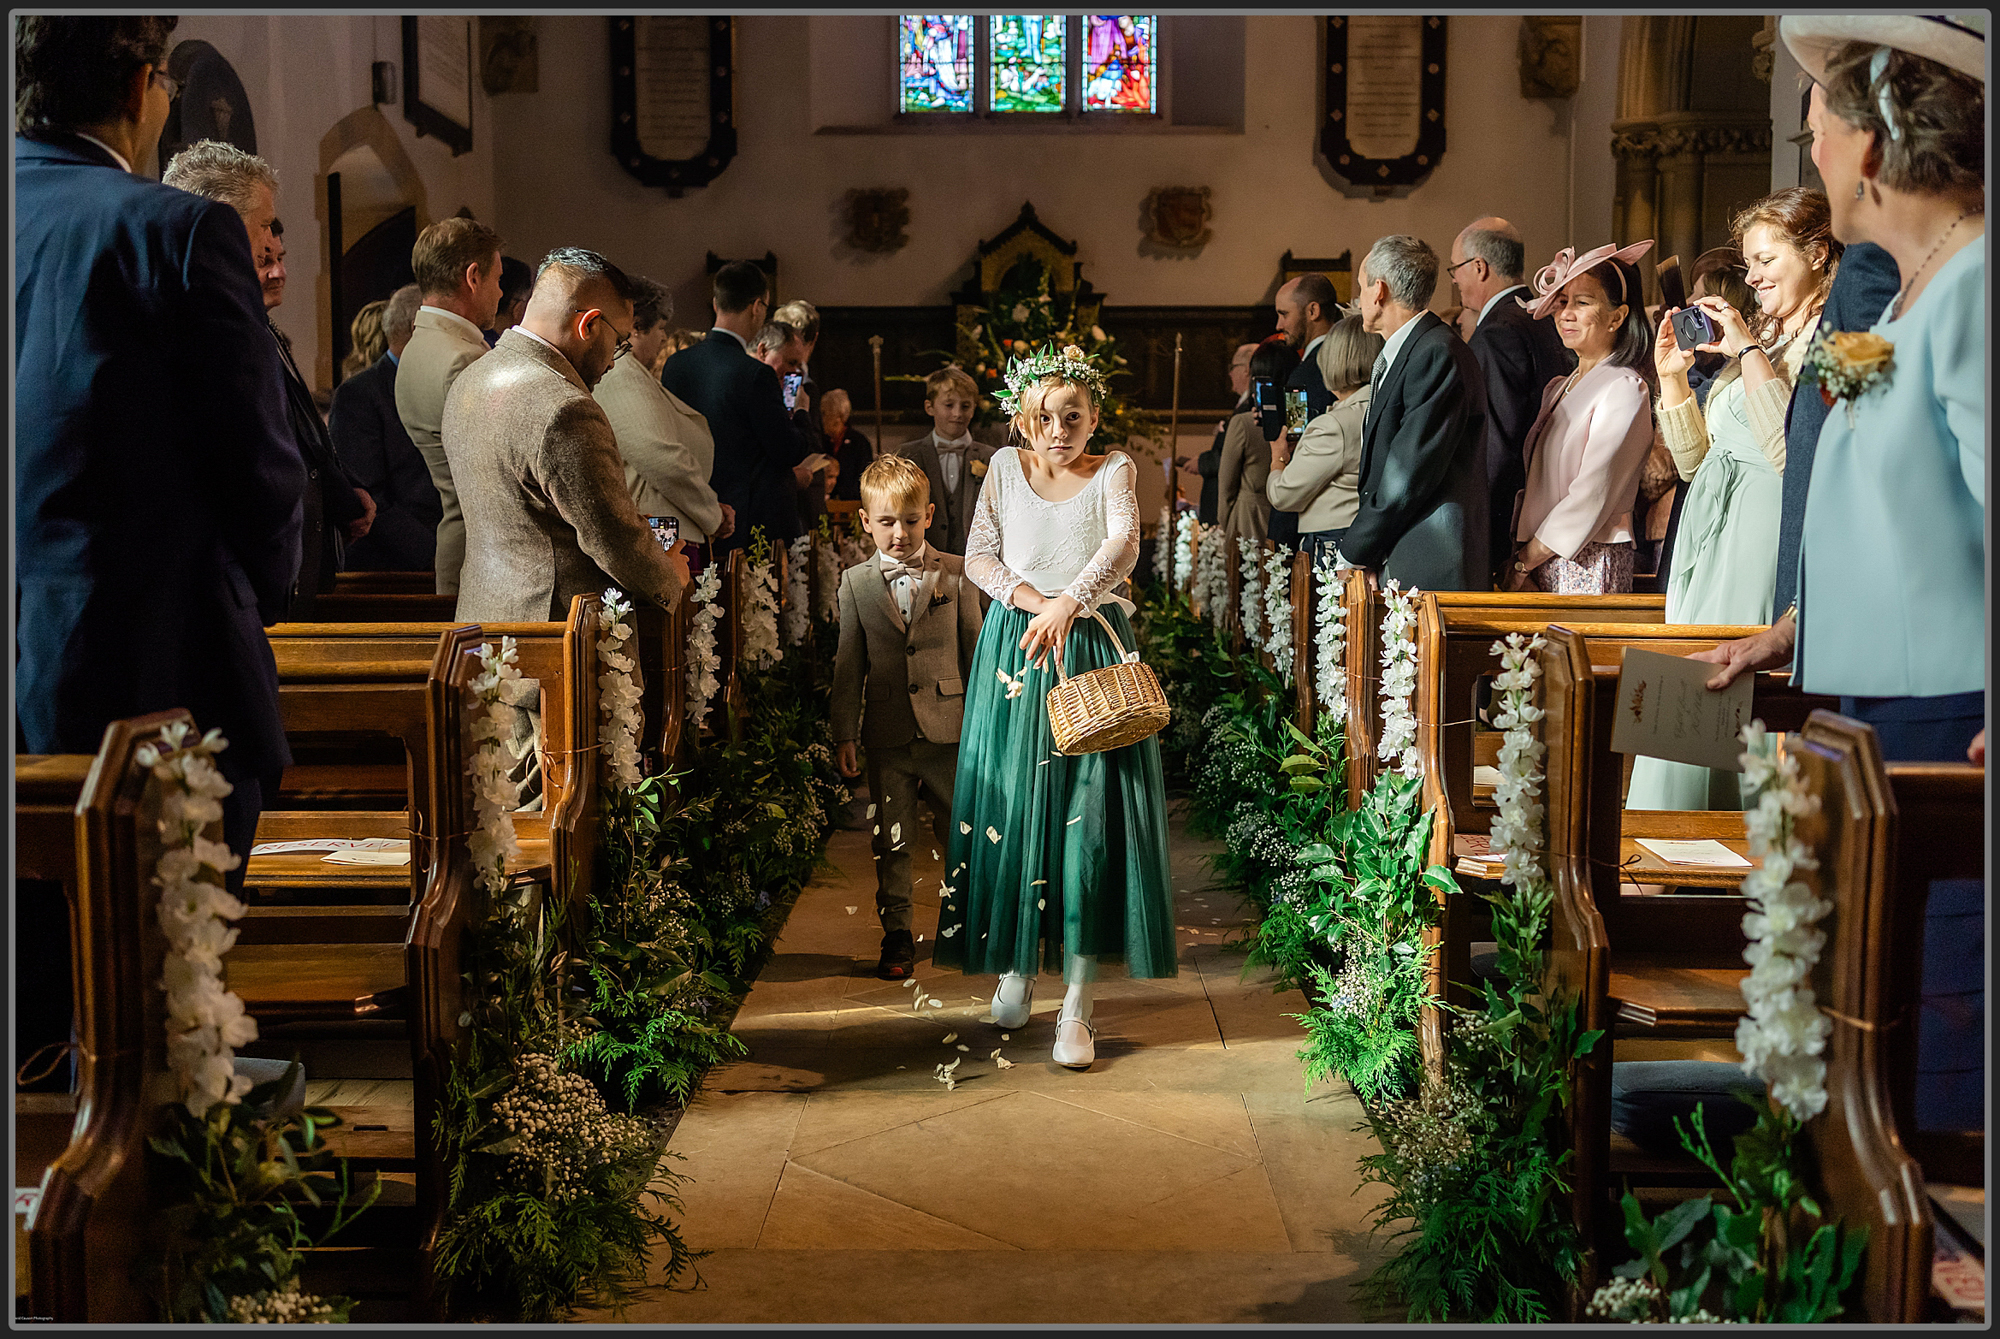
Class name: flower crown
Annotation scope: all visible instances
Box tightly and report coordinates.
[996,342,1110,416]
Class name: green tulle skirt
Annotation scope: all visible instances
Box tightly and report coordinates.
[934,603,1178,979]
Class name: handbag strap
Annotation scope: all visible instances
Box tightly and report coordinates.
[1052,607,1130,686]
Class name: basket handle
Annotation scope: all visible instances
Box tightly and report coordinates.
[1051,607,1130,686]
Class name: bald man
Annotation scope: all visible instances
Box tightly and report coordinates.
[1449,216,1573,586]
[443,246,689,622]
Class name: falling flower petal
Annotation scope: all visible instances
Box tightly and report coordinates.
[867,803,878,818]
[956,1044,969,1052]
[1002,1033,1011,1041]
[986,826,1002,844]
[960,822,973,834]
[1066,815,1082,825]
[940,925,959,937]
[993,1052,1015,1070]
[903,979,917,989]
[1037,899,1046,910]
[845,906,858,915]
[890,822,902,844]
[942,1032,959,1044]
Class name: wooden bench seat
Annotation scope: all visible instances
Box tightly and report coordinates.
[230,943,409,1021]
[1605,957,1747,1035]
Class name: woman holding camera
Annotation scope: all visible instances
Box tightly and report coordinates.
[1268,314,1382,564]
[1217,337,1298,557]
[1505,242,1658,594]
[1626,187,1839,811]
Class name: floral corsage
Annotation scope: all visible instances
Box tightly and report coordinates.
[1801,328,1894,424]
[969,458,988,478]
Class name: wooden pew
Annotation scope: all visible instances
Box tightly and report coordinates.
[331,571,440,597]
[24,711,193,1323]
[308,590,459,622]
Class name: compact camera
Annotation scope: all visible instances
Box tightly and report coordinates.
[1671,306,1720,352]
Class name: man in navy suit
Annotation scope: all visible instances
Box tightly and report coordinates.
[1449,217,1575,586]
[1271,272,1341,548]
[15,16,305,886]
[659,260,811,555]
[333,284,443,571]
[1340,235,1490,592]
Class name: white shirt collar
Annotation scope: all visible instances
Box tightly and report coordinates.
[420,304,489,345]
[1377,311,1426,382]
[1478,284,1529,325]
[710,325,750,350]
[74,132,132,174]
[1301,331,1328,361]
[934,431,974,449]
[878,543,930,572]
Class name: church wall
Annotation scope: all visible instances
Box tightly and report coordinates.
[165,15,500,388]
[490,15,1622,329]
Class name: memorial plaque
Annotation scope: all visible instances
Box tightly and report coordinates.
[610,16,738,195]
[1344,16,1423,162]
[635,17,711,163]
[402,16,473,155]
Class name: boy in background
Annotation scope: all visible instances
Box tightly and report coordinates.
[831,456,984,979]
[893,367,994,555]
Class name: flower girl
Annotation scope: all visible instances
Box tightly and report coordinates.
[933,345,1176,1070]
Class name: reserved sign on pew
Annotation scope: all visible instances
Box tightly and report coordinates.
[1609,648,1753,772]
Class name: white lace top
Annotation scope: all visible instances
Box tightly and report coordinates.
[964,447,1140,614]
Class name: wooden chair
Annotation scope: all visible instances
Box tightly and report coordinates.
[1791,711,1935,1324]
[24,711,193,1323]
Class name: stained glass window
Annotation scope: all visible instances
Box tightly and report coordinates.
[1082,15,1156,113]
[989,14,1066,113]
[899,14,974,112]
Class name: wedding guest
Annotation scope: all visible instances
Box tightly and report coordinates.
[1450,214,1575,585]
[397,217,504,596]
[484,254,533,346]
[332,284,443,571]
[1218,338,1296,555]
[1628,187,1839,811]
[1271,272,1340,547]
[820,388,875,503]
[1704,11,1985,1137]
[1341,234,1490,591]
[893,366,995,556]
[1268,315,1381,562]
[163,140,370,621]
[753,319,827,533]
[1198,341,1257,526]
[1654,251,1756,588]
[597,274,733,548]
[774,297,822,419]
[651,326,703,377]
[16,14,304,888]
[1769,238,1901,618]
[1507,243,1658,594]
[661,260,810,554]
[444,248,689,622]
[340,298,388,382]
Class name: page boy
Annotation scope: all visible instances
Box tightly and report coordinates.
[831,455,986,979]
[892,366,995,555]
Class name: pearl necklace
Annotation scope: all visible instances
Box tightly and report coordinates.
[1890,209,1979,321]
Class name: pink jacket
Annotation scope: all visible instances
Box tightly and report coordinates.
[1513,362,1654,559]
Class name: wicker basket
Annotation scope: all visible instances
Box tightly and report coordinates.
[1045,609,1172,756]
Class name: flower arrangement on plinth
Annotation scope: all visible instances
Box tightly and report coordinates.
[1376,580,1422,781]
[596,590,643,793]
[685,565,723,731]
[742,538,782,671]
[782,537,813,647]
[1588,721,1864,1324]
[1313,554,1349,721]
[1237,537,1265,649]
[468,638,524,897]
[1263,548,1295,679]
[143,722,255,1116]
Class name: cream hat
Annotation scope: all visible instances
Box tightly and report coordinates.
[1518,240,1655,320]
[1780,14,1986,84]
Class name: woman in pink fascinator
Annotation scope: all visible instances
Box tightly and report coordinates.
[1505,240,1659,596]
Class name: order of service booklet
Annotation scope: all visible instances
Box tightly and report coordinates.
[1609,647,1754,772]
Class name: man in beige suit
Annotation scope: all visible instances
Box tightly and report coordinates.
[443,248,689,622]
[595,275,734,547]
[396,216,504,596]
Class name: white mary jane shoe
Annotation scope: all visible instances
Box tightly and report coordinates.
[991,973,1035,1030]
[1052,1015,1096,1070]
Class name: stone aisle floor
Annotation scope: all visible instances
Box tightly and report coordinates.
[583,799,1394,1324]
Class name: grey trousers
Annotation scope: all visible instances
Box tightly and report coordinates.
[868,738,958,936]
[416,439,465,596]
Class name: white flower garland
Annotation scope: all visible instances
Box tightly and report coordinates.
[1237,537,1265,649]
[1153,503,1173,584]
[1313,553,1348,718]
[782,536,812,647]
[1197,524,1227,627]
[1376,579,1423,781]
[595,589,643,793]
[742,551,782,670]
[1172,510,1198,591]
[685,564,724,731]
[813,531,840,623]
[1486,633,1549,892]
[467,638,524,897]
[142,722,257,1118]
[1262,548,1295,679]
[1734,721,1833,1121]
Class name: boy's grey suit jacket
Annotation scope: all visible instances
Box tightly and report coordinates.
[830,547,984,748]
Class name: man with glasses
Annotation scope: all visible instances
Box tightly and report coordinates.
[1447,215,1573,587]
[16,17,305,901]
[441,247,689,623]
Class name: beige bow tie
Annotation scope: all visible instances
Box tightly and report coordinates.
[880,558,924,583]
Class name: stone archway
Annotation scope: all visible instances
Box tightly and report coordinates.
[314,106,430,388]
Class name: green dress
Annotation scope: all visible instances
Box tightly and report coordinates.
[935,447,1178,979]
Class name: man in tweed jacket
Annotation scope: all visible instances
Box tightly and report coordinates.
[444,249,688,622]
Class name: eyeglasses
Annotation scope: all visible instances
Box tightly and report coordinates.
[573,308,634,360]
[1444,256,1481,278]
[150,67,182,102]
